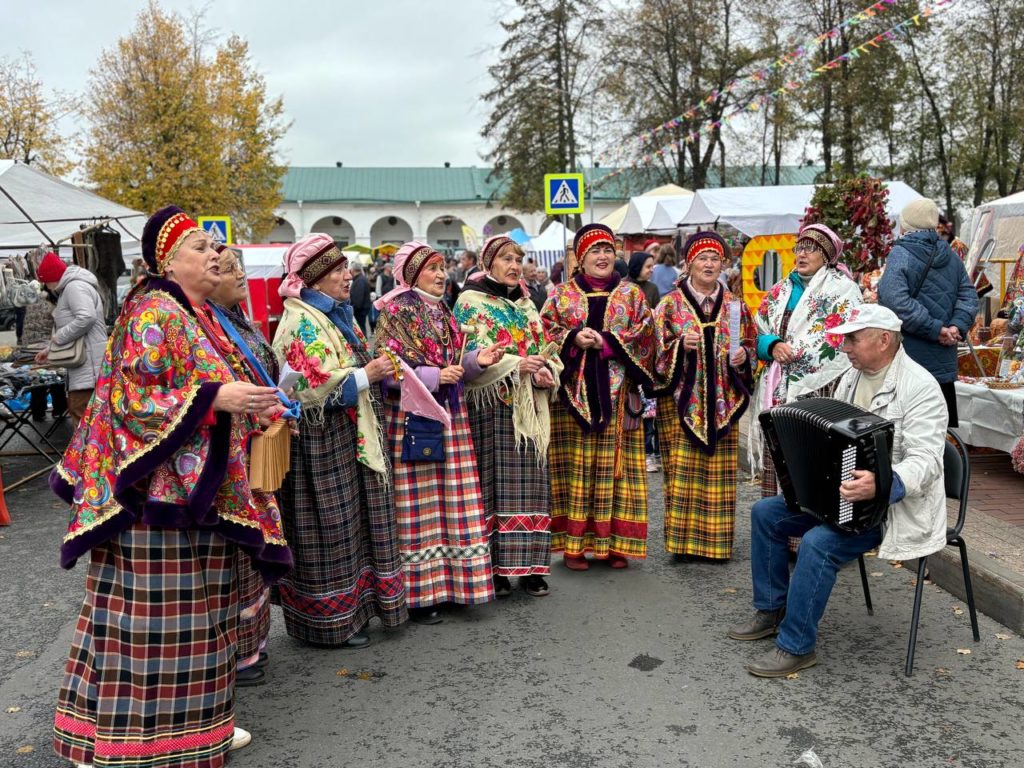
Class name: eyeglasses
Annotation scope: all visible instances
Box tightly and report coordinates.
[794,243,821,255]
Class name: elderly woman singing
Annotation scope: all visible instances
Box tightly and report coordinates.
[51,206,292,767]
[541,224,657,571]
[272,234,408,648]
[373,241,504,624]
[455,235,562,598]
[750,223,863,497]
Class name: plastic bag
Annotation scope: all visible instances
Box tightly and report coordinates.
[793,749,824,768]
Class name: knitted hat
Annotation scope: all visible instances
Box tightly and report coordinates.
[141,205,203,275]
[681,231,727,265]
[900,199,940,233]
[573,224,615,262]
[279,234,347,298]
[628,251,653,280]
[36,252,67,283]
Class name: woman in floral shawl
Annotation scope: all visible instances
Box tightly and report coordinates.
[750,222,863,496]
[654,231,755,562]
[372,241,505,624]
[454,235,563,598]
[272,234,407,648]
[541,224,657,570]
[50,205,292,768]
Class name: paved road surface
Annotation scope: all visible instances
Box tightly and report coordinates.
[2,472,1023,768]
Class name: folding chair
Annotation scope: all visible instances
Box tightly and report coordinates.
[857,428,980,676]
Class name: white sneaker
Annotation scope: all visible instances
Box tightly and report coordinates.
[76,764,93,768]
[230,726,252,752]
[646,455,662,473]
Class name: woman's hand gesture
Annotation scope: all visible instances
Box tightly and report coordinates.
[213,382,281,415]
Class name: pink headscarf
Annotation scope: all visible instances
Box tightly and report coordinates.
[797,223,844,267]
[373,240,442,310]
[279,233,347,298]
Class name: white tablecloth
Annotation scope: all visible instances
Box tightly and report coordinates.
[955,381,1024,452]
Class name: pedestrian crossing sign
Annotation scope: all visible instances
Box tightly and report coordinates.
[198,216,232,245]
[544,173,585,215]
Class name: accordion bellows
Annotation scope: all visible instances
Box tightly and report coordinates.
[249,419,291,492]
[759,398,894,534]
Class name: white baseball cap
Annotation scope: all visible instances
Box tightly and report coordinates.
[829,304,903,335]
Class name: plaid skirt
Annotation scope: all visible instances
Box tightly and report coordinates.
[235,552,269,669]
[277,407,407,646]
[468,399,551,576]
[385,393,494,607]
[658,398,739,560]
[548,400,648,559]
[54,527,236,768]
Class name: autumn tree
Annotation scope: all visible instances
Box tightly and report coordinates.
[82,1,288,241]
[0,53,75,176]
[481,0,604,213]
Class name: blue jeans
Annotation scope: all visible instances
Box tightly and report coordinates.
[751,495,883,655]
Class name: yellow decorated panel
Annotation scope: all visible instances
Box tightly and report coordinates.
[741,234,796,314]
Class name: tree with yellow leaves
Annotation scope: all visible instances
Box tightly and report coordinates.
[0,53,75,176]
[82,1,289,242]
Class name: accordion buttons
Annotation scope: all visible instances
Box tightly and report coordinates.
[422,447,432,456]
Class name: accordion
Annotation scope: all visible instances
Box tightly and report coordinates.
[759,398,894,534]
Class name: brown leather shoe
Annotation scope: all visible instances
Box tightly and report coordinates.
[745,646,818,678]
[727,608,785,641]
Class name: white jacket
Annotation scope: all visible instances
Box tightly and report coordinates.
[832,347,948,560]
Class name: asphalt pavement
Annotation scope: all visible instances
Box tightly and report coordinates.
[2,464,1024,768]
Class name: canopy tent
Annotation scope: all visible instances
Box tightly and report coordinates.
[234,244,287,278]
[963,190,1024,303]
[645,195,696,233]
[599,183,692,232]
[525,220,575,270]
[676,181,924,237]
[0,160,144,257]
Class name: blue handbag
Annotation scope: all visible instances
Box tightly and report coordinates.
[401,414,445,462]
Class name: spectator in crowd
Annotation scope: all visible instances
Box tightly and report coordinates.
[33,251,107,422]
[626,251,661,312]
[878,199,978,427]
[651,243,681,298]
[537,267,554,295]
[523,259,548,312]
[349,263,372,335]
[460,250,481,283]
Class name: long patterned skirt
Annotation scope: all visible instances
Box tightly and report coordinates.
[235,553,269,669]
[385,393,494,607]
[658,398,739,560]
[277,407,407,646]
[548,401,648,559]
[468,400,551,576]
[54,527,237,768]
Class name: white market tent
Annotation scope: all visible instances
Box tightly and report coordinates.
[603,183,692,234]
[676,181,925,237]
[964,191,1024,294]
[645,195,696,233]
[526,220,575,270]
[233,244,288,278]
[0,160,145,256]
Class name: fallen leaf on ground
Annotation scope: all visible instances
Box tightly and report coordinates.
[889,561,903,569]
[14,651,34,659]
[356,671,372,681]
[336,668,349,677]
[995,633,1011,640]
[863,551,877,557]
[723,587,737,594]
[953,607,965,616]
[785,672,800,680]
[5,706,21,713]
[871,571,884,577]
[15,745,33,754]
[956,648,971,655]
[1016,659,1024,670]
[935,668,950,675]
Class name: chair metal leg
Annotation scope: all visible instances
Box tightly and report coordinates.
[954,538,981,642]
[905,556,929,677]
[858,555,873,615]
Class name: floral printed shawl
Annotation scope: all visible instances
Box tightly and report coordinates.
[50,278,292,581]
[455,280,563,459]
[273,295,387,475]
[541,272,656,433]
[749,266,862,470]
[655,283,755,455]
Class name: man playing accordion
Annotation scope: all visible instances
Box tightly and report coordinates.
[730,304,950,677]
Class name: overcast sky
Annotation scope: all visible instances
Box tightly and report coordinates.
[4,0,508,169]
